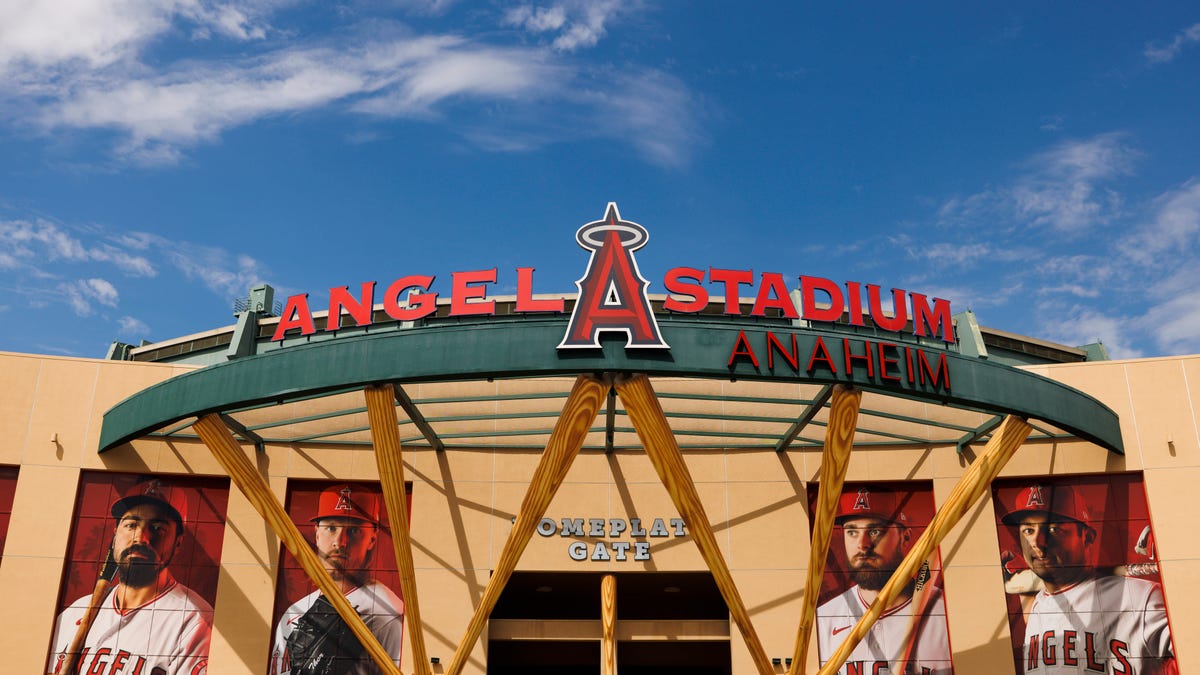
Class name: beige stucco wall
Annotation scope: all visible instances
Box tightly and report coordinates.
[0,350,1195,674]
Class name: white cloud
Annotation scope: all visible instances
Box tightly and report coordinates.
[0,0,268,74]
[505,5,567,33]
[504,1,625,52]
[1145,22,1200,65]
[117,315,151,336]
[61,277,119,316]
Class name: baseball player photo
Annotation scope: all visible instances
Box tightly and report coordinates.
[269,482,405,675]
[814,483,954,675]
[993,477,1176,675]
[47,475,229,675]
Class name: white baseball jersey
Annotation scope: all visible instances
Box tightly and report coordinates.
[269,580,404,675]
[1021,575,1174,674]
[817,585,953,675]
[49,580,213,675]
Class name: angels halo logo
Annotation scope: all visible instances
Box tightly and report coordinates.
[558,203,669,350]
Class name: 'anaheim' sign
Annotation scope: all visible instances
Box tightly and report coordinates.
[271,203,955,349]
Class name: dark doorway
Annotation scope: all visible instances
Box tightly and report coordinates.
[486,640,600,675]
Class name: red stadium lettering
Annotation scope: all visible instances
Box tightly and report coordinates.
[843,338,875,377]
[767,331,799,371]
[728,330,759,368]
[807,336,837,374]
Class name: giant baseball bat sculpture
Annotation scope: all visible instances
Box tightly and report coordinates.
[790,384,861,675]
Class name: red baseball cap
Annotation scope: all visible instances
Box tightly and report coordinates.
[1001,483,1091,527]
[835,487,909,525]
[111,478,187,527]
[310,483,381,525]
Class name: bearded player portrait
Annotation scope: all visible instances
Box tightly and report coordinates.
[48,476,228,675]
[813,482,954,675]
[994,477,1176,675]
[269,483,404,675]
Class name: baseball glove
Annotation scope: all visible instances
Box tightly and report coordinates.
[285,594,367,675]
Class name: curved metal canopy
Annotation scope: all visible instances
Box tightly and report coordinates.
[99,315,1123,455]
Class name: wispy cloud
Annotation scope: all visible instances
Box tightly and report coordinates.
[0,216,270,319]
[938,133,1138,233]
[1144,22,1200,64]
[0,1,698,167]
[117,315,151,336]
[900,135,1200,358]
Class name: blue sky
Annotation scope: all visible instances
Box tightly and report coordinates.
[1,2,1198,360]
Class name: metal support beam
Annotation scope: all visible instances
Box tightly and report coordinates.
[394,384,445,452]
[955,415,1003,454]
[218,413,264,453]
[604,386,617,454]
[776,384,835,453]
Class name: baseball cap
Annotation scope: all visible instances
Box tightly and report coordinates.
[310,483,381,526]
[835,487,909,525]
[111,479,187,528]
[1000,483,1091,526]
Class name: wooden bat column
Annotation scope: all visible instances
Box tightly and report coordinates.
[602,574,617,675]
[445,374,607,675]
[790,385,862,675]
[817,414,1032,675]
[614,373,775,675]
[365,384,431,675]
[193,414,402,675]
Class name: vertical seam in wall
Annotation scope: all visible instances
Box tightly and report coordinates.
[1182,361,1200,452]
[1122,364,1143,465]
[77,364,101,465]
[20,361,44,464]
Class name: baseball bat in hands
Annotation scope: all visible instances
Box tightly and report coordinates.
[57,544,118,675]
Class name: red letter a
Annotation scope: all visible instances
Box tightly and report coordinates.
[559,203,669,349]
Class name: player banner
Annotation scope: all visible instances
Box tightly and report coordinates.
[0,465,17,556]
[991,474,1176,675]
[808,480,954,675]
[47,472,230,675]
[268,480,409,675]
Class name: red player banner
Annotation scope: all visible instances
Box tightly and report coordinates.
[0,465,17,556]
[47,472,230,675]
[991,474,1177,675]
[268,480,410,675]
[808,480,954,675]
